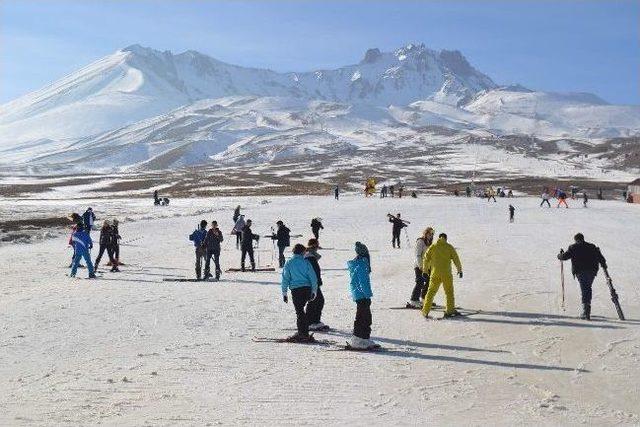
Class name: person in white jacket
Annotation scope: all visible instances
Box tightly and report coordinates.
[407,227,434,308]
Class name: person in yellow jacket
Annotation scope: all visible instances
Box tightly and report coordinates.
[421,233,463,318]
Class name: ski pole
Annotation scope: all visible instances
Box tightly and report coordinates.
[559,249,566,311]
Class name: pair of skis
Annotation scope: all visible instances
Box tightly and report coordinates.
[252,336,384,352]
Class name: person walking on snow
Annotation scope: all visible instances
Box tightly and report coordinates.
[388,213,408,248]
[407,227,434,308]
[305,239,327,331]
[189,220,208,280]
[271,220,291,268]
[67,213,84,268]
[281,244,319,342]
[203,220,224,280]
[557,190,569,208]
[310,217,324,241]
[240,219,259,271]
[557,233,609,320]
[232,214,246,249]
[82,207,96,235]
[334,186,339,200]
[94,221,118,272]
[421,233,463,318]
[509,205,515,223]
[70,224,96,279]
[583,192,589,208]
[109,219,122,267]
[347,242,378,349]
[540,191,551,207]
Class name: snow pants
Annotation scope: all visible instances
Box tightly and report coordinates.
[575,271,596,306]
[540,199,551,207]
[204,249,221,278]
[392,230,401,248]
[94,244,115,269]
[306,287,324,324]
[410,267,428,301]
[312,228,320,240]
[422,273,455,316]
[291,286,312,336]
[557,199,568,208]
[235,232,241,249]
[195,247,205,279]
[353,298,372,339]
[71,248,94,277]
[241,247,255,270]
[278,245,286,268]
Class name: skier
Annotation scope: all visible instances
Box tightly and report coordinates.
[281,243,318,342]
[203,220,224,280]
[407,227,434,308]
[188,220,208,280]
[232,214,246,249]
[421,233,463,318]
[240,219,259,271]
[67,213,84,268]
[334,186,339,200]
[381,185,388,198]
[465,186,471,197]
[388,213,408,248]
[94,221,117,272]
[82,207,96,235]
[509,205,515,223]
[540,191,551,207]
[347,241,377,349]
[557,233,609,320]
[271,220,291,268]
[70,224,96,279]
[487,187,497,202]
[557,190,569,208]
[310,217,324,241]
[305,238,327,331]
[398,184,404,198]
[583,192,589,208]
[389,185,395,198]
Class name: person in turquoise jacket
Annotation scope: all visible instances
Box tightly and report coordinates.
[281,244,318,341]
[347,242,377,349]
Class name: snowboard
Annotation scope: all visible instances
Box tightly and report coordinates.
[226,267,275,272]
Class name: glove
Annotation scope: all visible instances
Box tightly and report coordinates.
[458,271,463,279]
[283,294,288,303]
[310,293,317,302]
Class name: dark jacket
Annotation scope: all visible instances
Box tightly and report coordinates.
[304,250,322,286]
[233,207,241,223]
[82,210,96,229]
[204,228,224,253]
[389,216,407,233]
[311,219,323,233]
[241,225,258,250]
[558,241,607,276]
[98,226,112,246]
[272,225,290,247]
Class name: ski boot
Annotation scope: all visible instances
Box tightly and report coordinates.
[88,273,97,279]
[442,310,463,318]
[285,333,315,343]
[251,262,256,272]
[309,322,330,331]
[347,336,371,349]
[406,300,422,309]
[215,269,221,280]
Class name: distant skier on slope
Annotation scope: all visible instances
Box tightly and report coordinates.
[310,217,324,241]
[70,224,96,279]
[188,220,208,280]
[509,205,515,223]
[232,214,246,249]
[281,243,318,342]
[240,219,259,271]
[583,192,589,208]
[271,220,291,268]
[557,233,609,320]
[421,233,463,318]
[334,186,339,200]
[388,213,408,249]
[305,238,328,331]
[203,220,224,280]
[347,242,378,350]
[407,227,434,308]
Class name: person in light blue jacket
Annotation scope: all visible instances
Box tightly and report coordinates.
[281,244,318,341]
[347,241,377,349]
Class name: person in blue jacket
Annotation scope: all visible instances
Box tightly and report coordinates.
[70,224,96,278]
[347,241,377,349]
[189,220,208,280]
[281,244,318,342]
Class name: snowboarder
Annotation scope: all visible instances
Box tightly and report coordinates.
[232,214,246,249]
[82,207,96,235]
[388,213,408,248]
[203,220,224,280]
[240,219,259,271]
[540,191,551,207]
[334,186,339,200]
[281,243,318,342]
[94,221,117,272]
[310,217,323,241]
[407,227,434,308]
[347,241,377,349]
[305,238,327,331]
[509,205,515,223]
[421,233,463,318]
[271,220,291,268]
[188,220,208,280]
[557,233,609,320]
[583,192,589,208]
[70,224,96,279]
[557,190,569,208]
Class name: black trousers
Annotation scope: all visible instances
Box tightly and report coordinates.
[195,248,205,278]
[540,199,551,207]
[306,287,324,324]
[94,244,115,267]
[241,247,255,270]
[392,231,401,248]
[576,271,596,306]
[114,244,120,261]
[235,232,241,248]
[291,287,312,336]
[204,250,221,278]
[278,245,286,268]
[354,298,372,339]
[410,267,428,301]
[312,229,320,240]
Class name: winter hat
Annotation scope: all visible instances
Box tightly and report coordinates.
[354,241,371,272]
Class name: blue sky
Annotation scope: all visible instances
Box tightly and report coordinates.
[1,0,638,104]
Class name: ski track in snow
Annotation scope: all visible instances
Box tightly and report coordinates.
[0,195,639,425]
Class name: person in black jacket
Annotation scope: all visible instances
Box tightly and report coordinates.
[241,219,259,271]
[388,213,407,248]
[203,220,224,280]
[558,233,609,320]
[271,220,290,268]
[310,218,323,240]
[305,238,328,330]
[94,221,117,271]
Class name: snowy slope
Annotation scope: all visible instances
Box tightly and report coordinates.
[0,195,639,425]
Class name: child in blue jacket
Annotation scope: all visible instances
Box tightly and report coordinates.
[347,242,377,349]
[70,224,96,278]
[281,244,318,342]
